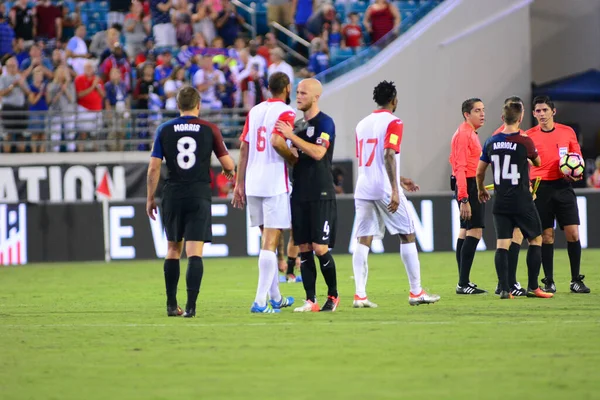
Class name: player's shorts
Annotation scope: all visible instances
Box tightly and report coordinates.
[247,192,291,229]
[291,198,337,248]
[455,177,485,230]
[161,196,212,243]
[534,179,580,230]
[354,192,414,240]
[493,204,542,240]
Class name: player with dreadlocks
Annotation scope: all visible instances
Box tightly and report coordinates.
[351,80,441,307]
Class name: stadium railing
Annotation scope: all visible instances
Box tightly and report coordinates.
[0,108,246,151]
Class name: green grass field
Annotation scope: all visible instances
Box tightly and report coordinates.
[1,250,599,400]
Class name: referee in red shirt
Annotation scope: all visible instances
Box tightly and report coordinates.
[449,98,487,294]
[526,96,590,293]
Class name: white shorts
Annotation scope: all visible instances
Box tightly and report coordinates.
[354,193,414,239]
[77,105,103,134]
[248,193,291,229]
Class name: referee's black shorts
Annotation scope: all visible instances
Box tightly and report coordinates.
[494,203,542,240]
[161,195,212,243]
[534,179,580,230]
[291,199,337,248]
[455,177,485,230]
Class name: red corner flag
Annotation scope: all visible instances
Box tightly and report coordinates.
[96,170,112,199]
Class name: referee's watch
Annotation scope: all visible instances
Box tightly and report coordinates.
[460,197,469,204]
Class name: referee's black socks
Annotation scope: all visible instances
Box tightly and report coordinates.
[526,244,542,290]
[186,256,204,310]
[459,236,479,287]
[567,240,582,281]
[541,243,554,281]
[455,238,465,275]
[300,251,317,302]
[164,258,180,307]
[286,257,296,276]
[317,252,338,298]
[494,248,510,292]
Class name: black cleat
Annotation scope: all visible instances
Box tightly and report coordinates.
[499,291,514,299]
[167,305,183,317]
[570,275,591,293]
[495,283,501,295]
[541,277,556,293]
[183,308,196,318]
[320,296,339,312]
[510,283,527,297]
[456,283,487,294]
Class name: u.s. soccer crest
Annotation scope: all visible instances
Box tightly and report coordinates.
[307,126,315,137]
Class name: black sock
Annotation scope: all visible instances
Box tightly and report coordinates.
[456,238,465,276]
[286,256,296,275]
[459,236,479,287]
[300,251,317,302]
[508,242,521,287]
[567,240,582,281]
[495,248,510,292]
[541,243,554,281]
[185,256,204,310]
[317,252,338,298]
[526,245,542,290]
[164,258,180,307]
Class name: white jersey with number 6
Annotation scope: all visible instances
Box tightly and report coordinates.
[240,98,296,197]
[354,110,403,200]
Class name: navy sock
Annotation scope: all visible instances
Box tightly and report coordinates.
[300,251,317,302]
[317,252,338,298]
[186,256,204,310]
[164,258,180,307]
[526,245,542,290]
[495,248,510,292]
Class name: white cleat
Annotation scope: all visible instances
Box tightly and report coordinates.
[408,291,441,306]
[353,296,378,308]
[293,300,320,312]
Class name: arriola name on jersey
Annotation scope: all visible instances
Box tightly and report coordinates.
[493,142,517,151]
[174,124,201,132]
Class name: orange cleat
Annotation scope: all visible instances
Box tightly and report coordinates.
[527,287,554,298]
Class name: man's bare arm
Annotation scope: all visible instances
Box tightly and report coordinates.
[384,148,398,193]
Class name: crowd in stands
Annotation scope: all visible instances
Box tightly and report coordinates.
[0,0,403,153]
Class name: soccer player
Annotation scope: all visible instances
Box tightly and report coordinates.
[526,96,590,293]
[146,86,236,318]
[275,78,339,312]
[351,80,440,307]
[232,72,297,313]
[477,101,552,299]
[449,98,487,294]
[277,231,301,282]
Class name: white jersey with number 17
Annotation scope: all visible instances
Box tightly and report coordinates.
[240,98,296,197]
[354,110,404,200]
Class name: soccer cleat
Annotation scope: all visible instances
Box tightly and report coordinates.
[269,296,294,309]
[353,295,378,308]
[541,277,556,293]
[510,283,527,297]
[409,290,440,306]
[167,305,183,317]
[183,308,196,318]
[286,274,303,283]
[250,302,280,313]
[495,283,501,295]
[320,296,340,312]
[527,287,554,298]
[456,283,487,294]
[293,300,320,312]
[570,275,591,293]
[499,291,514,299]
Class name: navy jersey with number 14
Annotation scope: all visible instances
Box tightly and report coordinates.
[480,132,538,214]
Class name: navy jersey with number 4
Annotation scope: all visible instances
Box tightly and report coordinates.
[480,132,538,214]
[151,115,229,199]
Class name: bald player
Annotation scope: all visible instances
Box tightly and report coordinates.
[276,79,340,312]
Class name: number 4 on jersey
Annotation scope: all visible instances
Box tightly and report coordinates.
[491,154,520,185]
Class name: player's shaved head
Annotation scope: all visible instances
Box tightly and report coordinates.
[296,78,322,112]
[299,78,323,96]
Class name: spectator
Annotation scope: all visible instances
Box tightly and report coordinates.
[228,37,246,63]
[134,36,156,66]
[363,0,400,44]
[47,64,76,152]
[215,172,233,197]
[154,49,174,87]
[588,157,600,189]
[104,68,130,151]
[133,63,160,150]
[302,37,328,77]
[100,42,132,91]
[9,0,35,45]
[93,26,122,63]
[191,0,217,45]
[33,0,62,43]
[75,61,105,152]
[11,38,29,67]
[241,63,267,110]
[247,40,267,77]
[151,0,177,47]
[164,65,185,112]
[292,0,313,38]
[0,57,29,153]
[124,0,152,59]
[215,0,244,47]
[192,55,225,110]
[172,0,194,46]
[326,20,342,50]
[66,25,90,75]
[108,0,133,27]
[257,32,277,65]
[0,5,15,60]
[305,4,335,41]
[267,47,293,84]
[27,66,49,153]
[57,2,81,43]
[20,44,54,81]
[332,167,344,194]
[342,12,363,51]
[202,0,223,14]
[212,54,237,108]
[267,0,292,28]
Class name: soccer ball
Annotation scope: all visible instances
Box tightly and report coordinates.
[559,153,585,179]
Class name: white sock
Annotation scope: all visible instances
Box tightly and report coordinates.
[400,242,422,295]
[352,243,370,298]
[268,264,282,303]
[255,250,277,307]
